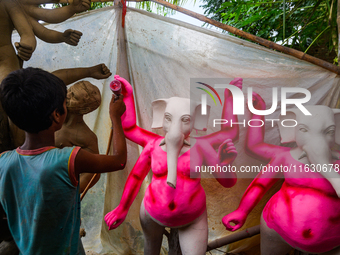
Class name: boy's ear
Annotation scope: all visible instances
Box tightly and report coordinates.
[51,109,62,124]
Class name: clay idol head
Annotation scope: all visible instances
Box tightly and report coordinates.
[67,81,101,115]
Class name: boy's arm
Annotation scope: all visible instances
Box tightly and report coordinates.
[74,95,127,175]
[52,64,112,85]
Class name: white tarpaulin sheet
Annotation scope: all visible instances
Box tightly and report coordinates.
[13,5,340,255]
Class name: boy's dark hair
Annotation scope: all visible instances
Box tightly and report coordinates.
[0,67,67,133]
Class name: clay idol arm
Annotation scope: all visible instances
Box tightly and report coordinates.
[203,78,242,147]
[245,92,282,162]
[21,0,60,4]
[26,0,90,24]
[30,17,82,46]
[222,161,281,231]
[52,64,112,85]
[5,1,36,60]
[104,144,152,230]
[114,75,160,147]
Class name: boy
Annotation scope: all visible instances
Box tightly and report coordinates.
[0,67,127,254]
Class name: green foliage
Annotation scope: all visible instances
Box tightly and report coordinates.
[89,2,114,9]
[134,0,190,15]
[49,2,113,10]
[201,0,338,62]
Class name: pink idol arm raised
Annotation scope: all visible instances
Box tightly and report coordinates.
[114,75,160,147]
[222,162,280,231]
[204,78,242,147]
[245,92,282,162]
[104,143,152,230]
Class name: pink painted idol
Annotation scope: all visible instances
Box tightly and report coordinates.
[223,92,340,254]
[105,76,242,255]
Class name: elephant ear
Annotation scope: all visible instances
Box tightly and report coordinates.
[332,109,340,145]
[194,104,211,131]
[278,109,298,143]
[151,99,169,129]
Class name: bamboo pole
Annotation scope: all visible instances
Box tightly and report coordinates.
[207,225,260,251]
[149,0,340,74]
[80,0,130,201]
[59,0,340,75]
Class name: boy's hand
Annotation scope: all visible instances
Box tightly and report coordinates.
[110,94,126,119]
[62,29,82,46]
[90,64,112,80]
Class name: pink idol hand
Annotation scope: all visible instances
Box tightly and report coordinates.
[250,92,266,111]
[229,77,243,90]
[113,75,133,98]
[104,206,128,230]
[222,210,247,231]
[218,138,237,164]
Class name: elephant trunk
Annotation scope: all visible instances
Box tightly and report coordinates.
[164,128,185,189]
[301,138,338,165]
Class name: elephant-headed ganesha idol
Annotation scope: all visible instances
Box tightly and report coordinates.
[105,76,242,255]
[223,92,340,255]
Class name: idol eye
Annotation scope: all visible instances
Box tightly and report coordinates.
[164,114,171,122]
[182,117,190,123]
[326,129,335,136]
[299,128,308,133]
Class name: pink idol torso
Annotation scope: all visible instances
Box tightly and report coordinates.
[144,138,206,227]
[263,148,340,253]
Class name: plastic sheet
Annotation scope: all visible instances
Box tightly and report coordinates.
[12,6,340,254]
